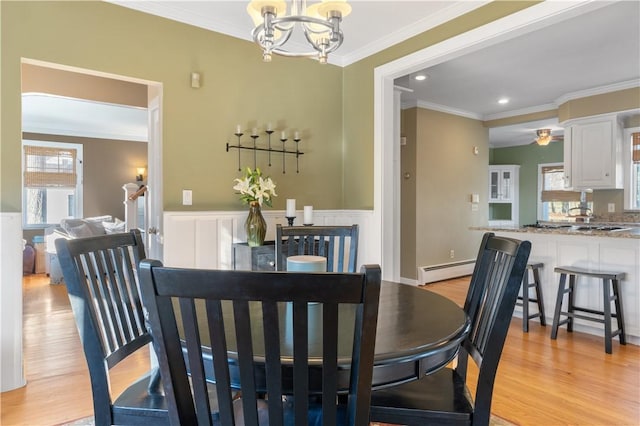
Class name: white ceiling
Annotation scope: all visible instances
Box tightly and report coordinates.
[395,0,640,147]
[107,0,488,67]
[22,93,148,142]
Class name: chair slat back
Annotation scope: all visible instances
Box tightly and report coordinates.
[139,263,381,426]
[275,224,359,272]
[55,230,150,423]
[459,232,531,424]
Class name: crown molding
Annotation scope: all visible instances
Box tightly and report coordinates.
[338,1,490,67]
[401,99,482,120]
[483,79,640,121]
[555,79,640,105]
[483,103,557,121]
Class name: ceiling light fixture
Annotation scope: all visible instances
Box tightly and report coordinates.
[536,129,552,146]
[414,74,427,81]
[498,98,509,104]
[247,0,351,64]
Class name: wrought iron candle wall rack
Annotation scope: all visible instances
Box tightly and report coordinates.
[226,128,304,174]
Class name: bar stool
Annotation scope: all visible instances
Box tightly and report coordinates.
[516,262,546,332]
[551,266,626,354]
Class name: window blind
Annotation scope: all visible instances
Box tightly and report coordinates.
[24,145,77,188]
[540,165,592,202]
[633,132,640,163]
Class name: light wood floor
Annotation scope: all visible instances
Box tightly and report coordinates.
[1,274,639,425]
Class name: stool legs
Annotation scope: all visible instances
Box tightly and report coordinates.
[520,264,546,332]
[612,279,626,345]
[551,273,569,339]
[551,270,626,354]
[531,266,546,326]
[522,273,530,332]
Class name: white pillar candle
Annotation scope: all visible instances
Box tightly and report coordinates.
[286,199,296,217]
[281,131,286,140]
[236,124,242,134]
[303,206,313,224]
[267,122,273,131]
[252,127,258,136]
[294,131,300,140]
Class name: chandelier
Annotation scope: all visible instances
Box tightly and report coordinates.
[247,0,351,64]
[536,129,552,146]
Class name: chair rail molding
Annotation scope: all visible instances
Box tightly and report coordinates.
[163,210,376,270]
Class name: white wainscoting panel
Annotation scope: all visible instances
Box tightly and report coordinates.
[163,210,376,271]
[0,213,26,391]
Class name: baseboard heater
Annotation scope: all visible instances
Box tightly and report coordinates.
[419,259,475,284]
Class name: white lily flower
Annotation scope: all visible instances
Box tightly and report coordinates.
[233,167,277,208]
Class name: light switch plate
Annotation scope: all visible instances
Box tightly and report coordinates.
[608,203,615,213]
[183,189,193,206]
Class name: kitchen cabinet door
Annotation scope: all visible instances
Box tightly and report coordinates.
[488,165,518,202]
[488,165,519,226]
[564,115,623,189]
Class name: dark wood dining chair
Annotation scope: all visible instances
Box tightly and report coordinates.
[275,224,359,272]
[138,261,381,426]
[368,232,531,426]
[55,230,170,425]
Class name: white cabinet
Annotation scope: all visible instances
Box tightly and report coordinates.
[488,165,519,226]
[489,165,518,202]
[563,114,623,189]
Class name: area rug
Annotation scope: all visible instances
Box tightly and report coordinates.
[61,415,517,425]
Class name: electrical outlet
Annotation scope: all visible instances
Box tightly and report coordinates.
[449,249,455,259]
[608,203,615,213]
[182,189,193,206]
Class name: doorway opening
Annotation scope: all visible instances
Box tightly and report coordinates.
[20,58,163,260]
[374,1,606,283]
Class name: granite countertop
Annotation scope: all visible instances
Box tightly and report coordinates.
[471,223,640,239]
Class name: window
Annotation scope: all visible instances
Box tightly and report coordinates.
[624,128,640,210]
[22,141,83,227]
[538,163,592,221]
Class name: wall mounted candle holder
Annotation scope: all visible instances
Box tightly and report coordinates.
[226,127,304,174]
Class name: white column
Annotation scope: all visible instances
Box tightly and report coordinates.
[1,213,26,391]
[123,183,141,230]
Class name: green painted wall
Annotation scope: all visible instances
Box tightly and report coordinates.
[1,1,539,215]
[1,1,343,213]
[490,143,564,225]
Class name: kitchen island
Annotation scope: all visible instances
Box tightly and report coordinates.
[471,224,640,345]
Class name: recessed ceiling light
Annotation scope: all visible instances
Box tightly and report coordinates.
[414,74,428,81]
[498,98,509,104]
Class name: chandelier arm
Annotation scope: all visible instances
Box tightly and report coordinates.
[252,25,294,50]
[248,3,348,61]
[301,29,343,54]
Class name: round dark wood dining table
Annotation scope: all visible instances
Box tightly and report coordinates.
[192,280,470,393]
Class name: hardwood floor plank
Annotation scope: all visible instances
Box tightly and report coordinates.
[1,274,638,425]
[1,275,151,426]
[424,278,640,426]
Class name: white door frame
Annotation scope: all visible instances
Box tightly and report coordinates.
[373,1,608,282]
